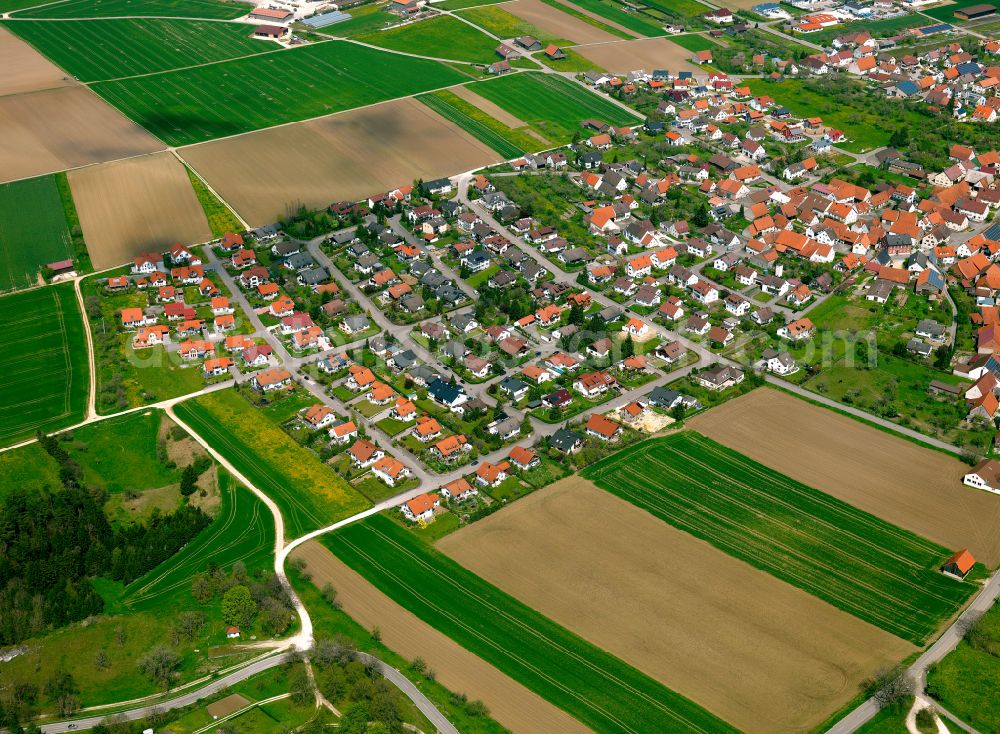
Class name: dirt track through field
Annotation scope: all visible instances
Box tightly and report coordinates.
[575,37,703,74]
[501,0,621,43]
[439,478,914,734]
[0,26,76,97]
[180,97,500,227]
[68,151,212,269]
[689,388,1000,566]
[0,86,162,184]
[291,541,592,734]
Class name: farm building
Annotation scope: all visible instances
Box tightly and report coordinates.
[955,3,996,19]
[963,458,1000,494]
[253,25,287,39]
[940,549,976,579]
[249,6,293,22]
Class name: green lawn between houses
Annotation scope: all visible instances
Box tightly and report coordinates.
[2,18,270,81]
[357,15,498,63]
[324,513,739,734]
[13,0,253,18]
[174,388,369,537]
[582,432,979,645]
[468,72,641,143]
[0,175,74,292]
[91,41,472,146]
[0,283,89,447]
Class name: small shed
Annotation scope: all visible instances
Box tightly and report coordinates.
[941,549,975,580]
[226,626,242,639]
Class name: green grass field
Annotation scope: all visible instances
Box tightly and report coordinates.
[668,32,717,53]
[2,18,269,81]
[536,0,632,37]
[417,91,528,159]
[558,0,665,35]
[922,0,1000,21]
[0,175,73,292]
[0,284,89,447]
[435,0,507,8]
[456,5,572,44]
[641,0,709,16]
[744,78,928,152]
[185,165,243,237]
[807,13,926,43]
[468,72,640,143]
[174,389,369,537]
[15,0,253,18]
[926,600,1000,731]
[357,15,498,62]
[582,432,977,644]
[124,471,274,610]
[325,514,738,734]
[91,40,471,146]
[69,410,180,493]
[0,442,60,502]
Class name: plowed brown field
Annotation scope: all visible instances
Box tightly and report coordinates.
[502,0,621,43]
[439,478,915,734]
[689,387,1000,565]
[68,151,212,269]
[0,86,162,183]
[575,37,703,74]
[291,541,591,734]
[180,97,500,227]
[0,26,75,97]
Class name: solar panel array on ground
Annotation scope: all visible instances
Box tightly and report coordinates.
[301,10,351,26]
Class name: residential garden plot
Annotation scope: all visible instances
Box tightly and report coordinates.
[417,91,528,159]
[2,18,269,82]
[582,431,979,644]
[294,541,587,734]
[90,41,471,146]
[356,15,499,62]
[0,85,163,184]
[0,25,75,95]
[174,389,369,537]
[441,478,915,734]
[180,97,499,226]
[0,283,89,447]
[575,36,703,73]
[323,514,738,734]
[689,388,1000,566]
[15,0,253,19]
[124,471,274,611]
[0,175,73,291]
[68,151,212,269]
[468,72,640,143]
[502,0,622,43]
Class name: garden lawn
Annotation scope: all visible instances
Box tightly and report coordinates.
[124,471,274,610]
[174,389,369,537]
[0,283,89,447]
[582,432,977,644]
[2,18,268,81]
[357,15,498,62]
[324,514,739,734]
[14,0,253,18]
[469,72,640,143]
[0,175,73,291]
[417,91,529,159]
[91,41,471,146]
[744,78,927,152]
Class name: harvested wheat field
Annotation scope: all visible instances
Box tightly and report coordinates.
[181,97,500,226]
[690,387,1000,566]
[68,151,211,269]
[575,37,703,74]
[291,541,590,734]
[0,26,76,97]
[439,478,914,734]
[501,0,621,43]
[0,86,161,184]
